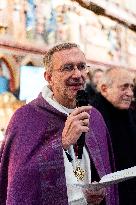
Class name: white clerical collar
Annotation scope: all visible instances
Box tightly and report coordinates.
[41,85,74,115]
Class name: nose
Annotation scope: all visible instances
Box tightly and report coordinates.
[126,86,134,97]
[71,66,82,78]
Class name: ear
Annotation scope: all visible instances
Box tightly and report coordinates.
[100,84,108,95]
[44,71,52,83]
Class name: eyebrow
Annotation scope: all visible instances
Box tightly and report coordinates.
[119,83,134,88]
[62,61,86,65]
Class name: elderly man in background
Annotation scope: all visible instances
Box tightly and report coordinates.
[0,43,118,205]
[91,68,136,205]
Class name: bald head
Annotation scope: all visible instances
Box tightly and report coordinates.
[100,68,133,87]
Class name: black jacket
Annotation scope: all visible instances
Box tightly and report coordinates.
[91,93,136,205]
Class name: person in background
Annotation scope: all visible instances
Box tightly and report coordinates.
[85,69,103,104]
[0,66,9,94]
[0,43,118,205]
[91,69,104,89]
[91,67,136,205]
[131,74,136,111]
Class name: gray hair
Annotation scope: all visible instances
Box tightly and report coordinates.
[43,42,79,72]
[99,67,134,87]
[99,68,115,87]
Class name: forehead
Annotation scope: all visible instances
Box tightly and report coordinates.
[113,72,134,86]
[52,47,86,67]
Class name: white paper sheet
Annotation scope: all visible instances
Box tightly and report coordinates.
[71,166,136,191]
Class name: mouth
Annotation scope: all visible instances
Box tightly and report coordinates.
[122,99,132,104]
[66,78,85,91]
[68,84,84,91]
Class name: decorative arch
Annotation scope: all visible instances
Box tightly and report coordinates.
[21,55,36,67]
[20,55,44,67]
[0,54,19,92]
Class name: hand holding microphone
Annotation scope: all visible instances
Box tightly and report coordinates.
[62,90,91,151]
[76,90,89,159]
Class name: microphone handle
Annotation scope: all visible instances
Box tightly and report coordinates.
[77,132,85,159]
[76,90,89,160]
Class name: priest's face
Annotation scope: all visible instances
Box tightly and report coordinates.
[46,47,88,108]
[104,72,134,109]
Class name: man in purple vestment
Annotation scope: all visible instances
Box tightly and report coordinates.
[0,43,118,205]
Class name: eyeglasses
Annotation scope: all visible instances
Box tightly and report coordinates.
[54,63,89,73]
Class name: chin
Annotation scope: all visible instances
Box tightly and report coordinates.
[119,105,130,110]
[68,91,77,98]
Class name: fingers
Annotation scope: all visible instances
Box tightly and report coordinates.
[75,111,90,121]
[81,118,89,126]
[83,188,106,205]
[62,106,91,149]
[84,187,105,196]
[65,108,90,134]
[70,106,92,117]
[68,109,90,127]
[68,114,90,134]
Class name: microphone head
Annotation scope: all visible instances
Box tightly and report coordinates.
[76,90,89,107]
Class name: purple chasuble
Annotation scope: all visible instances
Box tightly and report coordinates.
[0,95,118,205]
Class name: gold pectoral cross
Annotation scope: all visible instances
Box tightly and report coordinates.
[73,166,85,181]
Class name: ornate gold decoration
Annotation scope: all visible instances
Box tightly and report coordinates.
[73,166,85,181]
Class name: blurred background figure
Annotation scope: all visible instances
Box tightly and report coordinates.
[131,74,136,111]
[0,66,9,94]
[85,68,103,103]
[92,69,104,89]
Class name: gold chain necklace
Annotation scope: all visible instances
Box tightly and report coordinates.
[65,147,86,181]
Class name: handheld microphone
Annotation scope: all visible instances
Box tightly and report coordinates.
[76,90,89,159]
